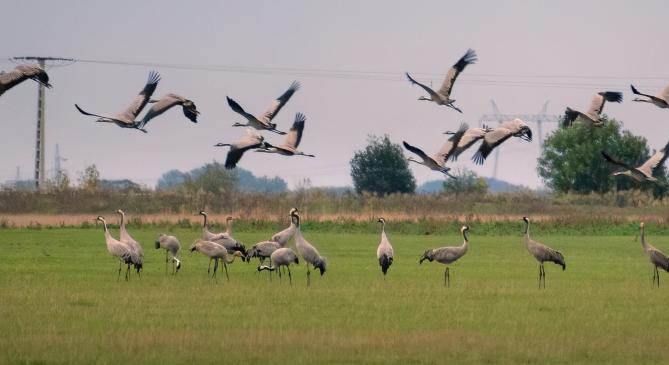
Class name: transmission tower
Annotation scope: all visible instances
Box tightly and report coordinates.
[53,143,67,184]
[478,100,561,179]
[10,56,75,189]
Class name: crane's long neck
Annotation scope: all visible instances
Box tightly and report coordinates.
[201,214,207,228]
[226,219,233,235]
[461,229,469,251]
[523,220,531,246]
[102,222,114,246]
[640,226,649,250]
[119,212,126,229]
[223,253,240,264]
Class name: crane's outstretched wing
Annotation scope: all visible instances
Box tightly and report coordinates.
[227,96,258,121]
[139,94,181,127]
[405,72,440,99]
[225,142,264,169]
[402,141,430,162]
[75,104,128,124]
[435,123,468,162]
[261,81,301,123]
[639,141,669,175]
[601,151,636,171]
[586,91,622,119]
[283,113,306,149]
[0,65,51,95]
[437,48,477,98]
[118,71,161,121]
[472,128,514,165]
[630,84,655,100]
[562,107,581,128]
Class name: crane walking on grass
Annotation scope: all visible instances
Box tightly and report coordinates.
[258,247,300,285]
[377,218,394,279]
[638,222,669,287]
[522,217,565,289]
[190,239,243,281]
[419,226,470,287]
[95,216,133,281]
[155,234,181,275]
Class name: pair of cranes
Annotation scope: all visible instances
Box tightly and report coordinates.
[95,210,149,281]
[403,49,534,176]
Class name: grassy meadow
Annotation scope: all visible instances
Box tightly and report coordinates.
[1,225,669,364]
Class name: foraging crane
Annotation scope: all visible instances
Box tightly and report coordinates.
[472,119,532,165]
[445,124,494,161]
[522,217,565,289]
[138,93,199,129]
[95,216,133,281]
[269,208,299,246]
[0,64,51,96]
[214,128,267,169]
[562,91,623,127]
[246,240,281,267]
[256,113,315,157]
[293,211,327,286]
[227,81,301,135]
[377,218,394,278]
[419,226,470,287]
[601,141,669,183]
[638,222,669,287]
[405,49,477,113]
[630,83,669,109]
[75,71,161,133]
[197,211,247,258]
[258,247,300,285]
[116,209,144,275]
[155,234,181,275]
[190,239,243,281]
[403,123,469,177]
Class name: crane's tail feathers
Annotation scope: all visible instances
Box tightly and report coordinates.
[173,258,181,271]
[379,255,393,275]
[314,257,327,276]
[257,265,275,272]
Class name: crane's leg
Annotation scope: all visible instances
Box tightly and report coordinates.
[165,250,168,275]
[212,259,218,281]
[446,267,450,288]
[224,262,230,282]
[542,264,546,289]
[652,266,656,287]
[208,258,213,276]
[306,263,311,287]
[288,266,293,286]
[125,263,131,281]
[444,267,448,286]
[538,264,542,289]
[117,261,122,281]
[656,266,660,287]
[269,258,273,282]
[278,265,282,282]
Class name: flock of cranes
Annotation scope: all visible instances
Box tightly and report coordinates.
[94,208,669,289]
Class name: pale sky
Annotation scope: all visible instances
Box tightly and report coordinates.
[1,0,668,189]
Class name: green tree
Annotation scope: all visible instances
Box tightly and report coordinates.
[442,167,488,196]
[350,135,416,195]
[538,118,667,195]
[79,164,100,191]
[183,162,238,195]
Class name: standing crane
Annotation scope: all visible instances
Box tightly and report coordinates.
[95,216,133,281]
[522,217,565,289]
[116,210,144,275]
[155,234,181,275]
[269,208,299,246]
[419,226,470,287]
[638,222,669,287]
[377,218,394,278]
[293,212,327,286]
[190,239,243,281]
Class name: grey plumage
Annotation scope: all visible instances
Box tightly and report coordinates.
[256,113,315,157]
[246,240,281,267]
[472,119,532,165]
[638,222,669,287]
[630,83,669,109]
[96,216,133,281]
[446,124,495,161]
[155,234,181,274]
[190,239,243,281]
[228,81,301,135]
[138,93,199,129]
[75,71,161,133]
[562,91,623,127]
[0,64,51,96]
[376,218,394,278]
[214,129,267,169]
[403,123,468,177]
[419,225,470,287]
[293,212,327,286]
[522,217,565,289]
[116,209,144,275]
[601,141,669,183]
[197,211,247,258]
[406,49,477,113]
[269,208,299,246]
[258,247,300,285]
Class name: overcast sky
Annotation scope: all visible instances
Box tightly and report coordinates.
[1,0,668,189]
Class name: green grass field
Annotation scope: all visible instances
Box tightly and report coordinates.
[1,226,669,364]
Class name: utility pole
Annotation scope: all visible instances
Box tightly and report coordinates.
[10,56,75,189]
[479,100,561,179]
